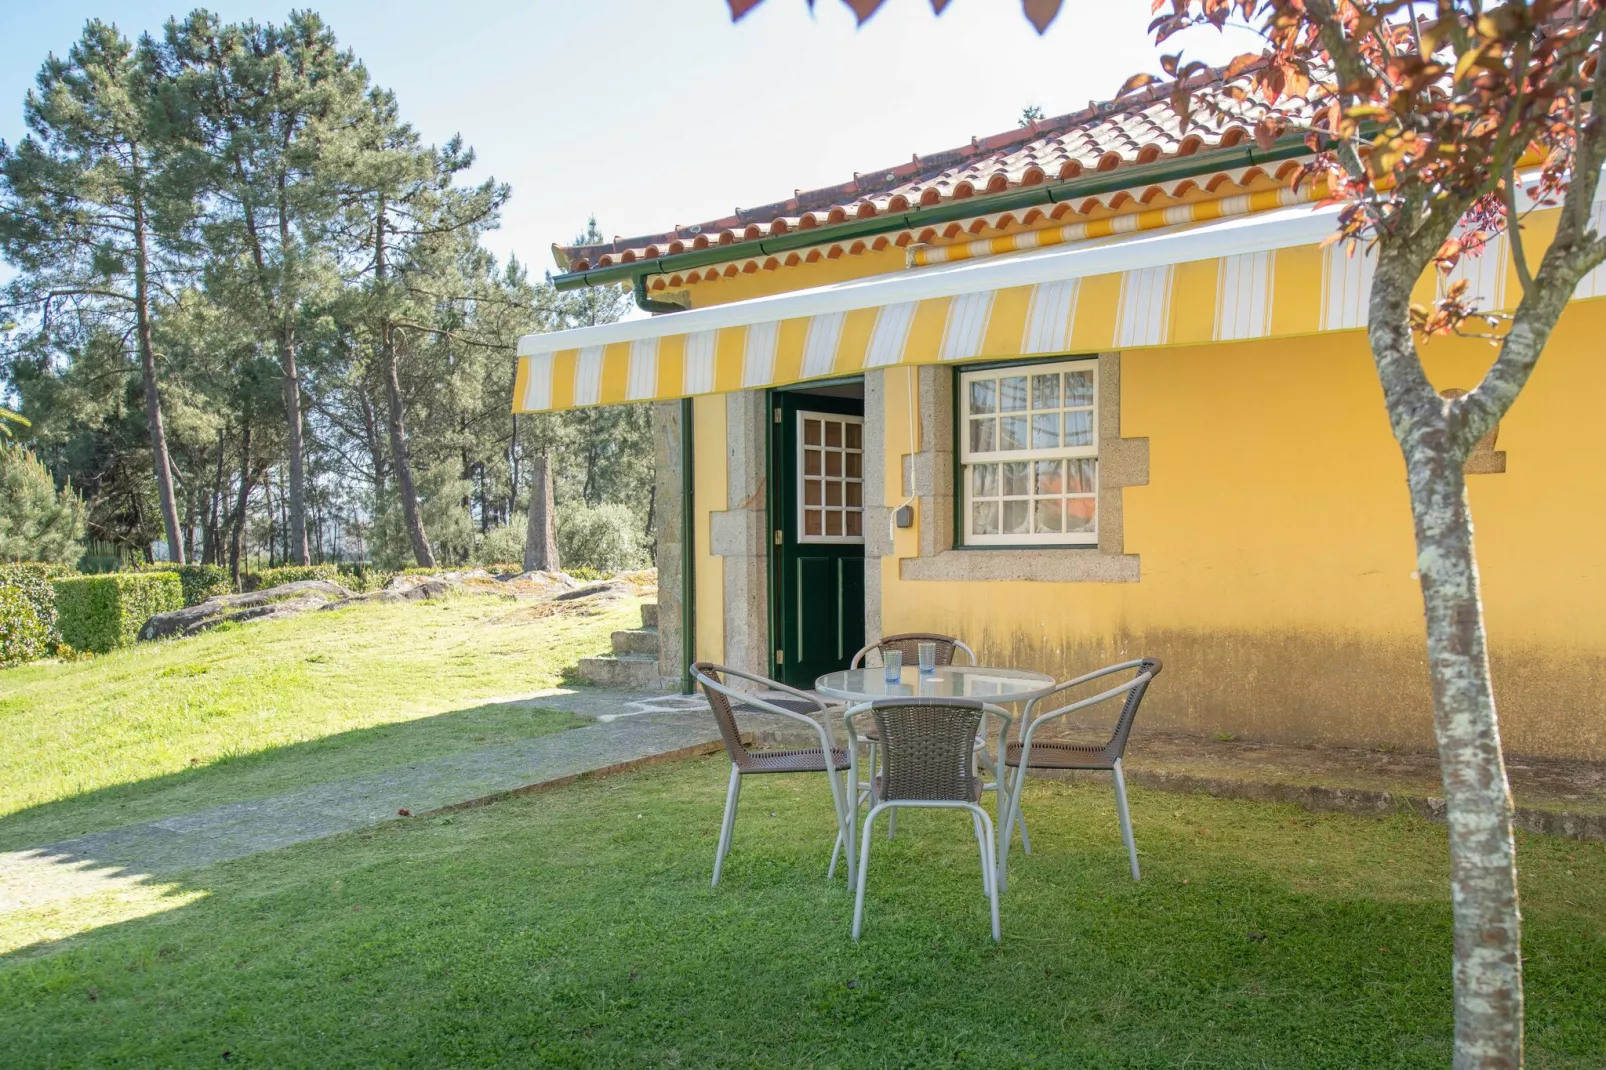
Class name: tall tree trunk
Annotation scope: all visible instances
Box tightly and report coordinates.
[132,185,185,564]
[373,199,434,568]
[1405,448,1522,1069]
[524,449,558,572]
[207,428,225,565]
[228,422,253,588]
[277,327,310,566]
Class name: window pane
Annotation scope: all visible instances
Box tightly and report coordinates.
[824,421,843,447]
[804,419,822,446]
[846,482,862,506]
[1065,497,1095,532]
[972,500,999,535]
[1034,498,1064,533]
[1032,373,1060,410]
[845,511,862,537]
[805,509,823,536]
[1000,376,1028,411]
[825,451,842,477]
[999,415,1027,451]
[825,511,843,536]
[825,481,842,506]
[1064,410,1094,447]
[845,423,862,449]
[1003,500,1030,535]
[804,479,822,506]
[970,464,997,497]
[1001,462,1030,496]
[804,449,821,475]
[845,452,862,478]
[1067,457,1096,494]
[969,417,996,453]
[969,379,997,414]
[1032,413,1059,448]
[1065,369,1094,405]
[1035,460,1063,495]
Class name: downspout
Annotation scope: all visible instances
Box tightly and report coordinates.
[635,274,690,315]
[680,396,696,694]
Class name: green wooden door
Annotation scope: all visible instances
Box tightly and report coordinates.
[769,392,867,688]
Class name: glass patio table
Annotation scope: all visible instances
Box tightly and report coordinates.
[815,665,1056,705]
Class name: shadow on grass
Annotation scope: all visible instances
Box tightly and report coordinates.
[0,699,590,858]
[0,761,1602,1068]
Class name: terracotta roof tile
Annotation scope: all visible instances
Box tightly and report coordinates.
[555,64,1307,275]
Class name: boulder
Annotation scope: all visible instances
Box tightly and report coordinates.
[138,580,354,641]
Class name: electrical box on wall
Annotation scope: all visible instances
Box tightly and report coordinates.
[895,505,914,528]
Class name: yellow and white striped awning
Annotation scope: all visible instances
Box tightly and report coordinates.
[512,194,1583,414]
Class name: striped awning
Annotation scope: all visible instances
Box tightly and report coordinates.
[511,195,1570,414]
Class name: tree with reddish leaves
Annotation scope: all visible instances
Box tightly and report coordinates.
[731,1,1606,1065]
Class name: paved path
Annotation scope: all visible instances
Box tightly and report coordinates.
[0,690,715,915]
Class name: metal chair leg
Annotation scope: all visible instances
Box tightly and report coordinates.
[1017,807,1033,855]
[852,804,887,942]
[1113,759,1140,881]
[972,812,992,897]
[887,806,898,840]
[712,764,742,887]
[975,806,1001,943]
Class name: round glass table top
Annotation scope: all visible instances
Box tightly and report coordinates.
[815,665,1057,703]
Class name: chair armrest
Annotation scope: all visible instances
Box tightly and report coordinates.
[1020,672,1153,751]
[694,669,836,753]
[1023,659,1150,719]
[701,665,832,711]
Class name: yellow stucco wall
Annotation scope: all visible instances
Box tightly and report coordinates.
[868,304,1606,761]
[692,393,726,665]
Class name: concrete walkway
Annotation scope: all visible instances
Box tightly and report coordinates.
[0,690,716,915]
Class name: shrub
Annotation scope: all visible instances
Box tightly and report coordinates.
[0,442,86,565]
[0,563,74,665]
[565,566,612,582]
[244,564,339,592]
[473,524,526,567]
[557,502,650,573]
[53,572,182,653]
[139,562,234,606]
[335,563,394,593]
[0,585,50,668]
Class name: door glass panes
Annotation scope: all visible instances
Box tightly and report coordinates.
[959,358,1098,545]
[799,412,866,543]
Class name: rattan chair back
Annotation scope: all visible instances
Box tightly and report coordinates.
[851,632,973,669]
[692,662,752,767]
[1103,658,1162,761]
[867,699,986,803]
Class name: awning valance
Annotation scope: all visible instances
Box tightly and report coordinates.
[511,197,1545,414]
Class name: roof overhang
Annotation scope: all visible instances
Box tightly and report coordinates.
[512,189,1581,414]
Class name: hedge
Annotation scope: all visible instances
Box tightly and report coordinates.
[335,563,395,593]
[53,572,183,653]
[244,564,339,591]
[0,563,74,666]
[140,562,234,606]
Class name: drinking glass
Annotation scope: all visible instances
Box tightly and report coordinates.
[882,649,903,683]
[918,641,938,675]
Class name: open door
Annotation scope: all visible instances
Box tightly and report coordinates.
[769,389,866,688]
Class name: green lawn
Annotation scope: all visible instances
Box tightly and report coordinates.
[2,758,1601,1068]
[0,593,636,850]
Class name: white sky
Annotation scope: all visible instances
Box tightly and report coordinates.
[1,0,1259,278]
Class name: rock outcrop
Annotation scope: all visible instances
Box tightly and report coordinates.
[137,581,355,640]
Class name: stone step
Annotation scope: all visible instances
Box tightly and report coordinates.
[611,628,660,657]
[640,603,658,629]
[576,655,661,690]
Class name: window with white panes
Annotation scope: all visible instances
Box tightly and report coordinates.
[959,358,1097,546]
[797,412,865,543]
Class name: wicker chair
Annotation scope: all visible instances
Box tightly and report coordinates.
[848,633,977,839]
[845,698,1012,943]
[1001,659,1161,889]
[692,663,853,887]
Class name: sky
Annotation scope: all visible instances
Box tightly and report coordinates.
[0,0,1259,280]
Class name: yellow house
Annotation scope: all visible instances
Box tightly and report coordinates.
[514,73,1606,763]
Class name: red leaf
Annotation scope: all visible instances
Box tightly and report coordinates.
[1022,0,1063,33]
[1116,72,1161,98]
[397,808,412,817]
[1223,51,1262,81]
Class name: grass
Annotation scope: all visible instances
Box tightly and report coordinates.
[1,757,1601,1068]
[0,593,637,850]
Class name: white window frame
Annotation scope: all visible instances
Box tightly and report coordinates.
[796,410,867,545]
[958,357,1099,547]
